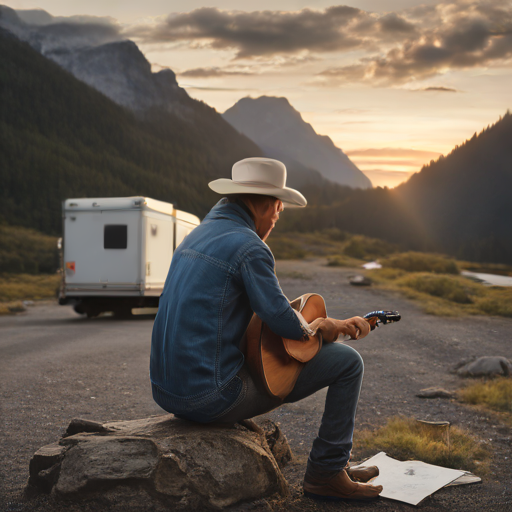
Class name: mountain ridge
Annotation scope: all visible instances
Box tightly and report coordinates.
[223,96,372,189]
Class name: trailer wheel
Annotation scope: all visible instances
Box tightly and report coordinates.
[113,307,133,319]
[73,304,86,315]
[86,309,101,318]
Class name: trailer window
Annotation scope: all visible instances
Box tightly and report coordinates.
[104,225,127,249]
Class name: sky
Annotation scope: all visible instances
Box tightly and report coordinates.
[4,0,512,187]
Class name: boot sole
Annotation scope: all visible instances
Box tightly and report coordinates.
[304,490,379,502]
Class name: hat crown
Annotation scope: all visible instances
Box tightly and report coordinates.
[232,158,286,189]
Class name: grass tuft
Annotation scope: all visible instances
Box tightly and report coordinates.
[382,252,460,274]
[326,255,363,268]
[398,273,476,304]
[459,378,512,414]
[0,274,60,303]
[355,416,490,472]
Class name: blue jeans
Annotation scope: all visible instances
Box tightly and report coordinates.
[215,342,364,472]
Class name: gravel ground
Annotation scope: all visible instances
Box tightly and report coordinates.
[1,259,511,511]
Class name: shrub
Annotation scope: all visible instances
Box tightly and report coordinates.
[459,378,512,413]
[326,255,356,267]
[355,416,490,472]
[398,274,477,304]
[320,228,348,242]
[266,237,306,260]
[0,225,59,274]
[383,252,459,274]
[344,235,397,260]
[476,288,512,317]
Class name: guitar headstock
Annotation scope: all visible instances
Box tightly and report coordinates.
[363,310,401,330]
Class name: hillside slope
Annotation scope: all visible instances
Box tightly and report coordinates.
[396,114,512,262]
[0,28,261,234]
[277,112,512,264]
[223,96,372,189]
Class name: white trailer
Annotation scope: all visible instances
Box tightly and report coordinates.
[58,196,200,317]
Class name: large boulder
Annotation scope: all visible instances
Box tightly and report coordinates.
[28,415,291,510]
[457,356,512,377]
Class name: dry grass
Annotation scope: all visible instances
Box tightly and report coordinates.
[277,270,313,280]
[382,251,460,274]
[326,255,364,268]
[459,378,512,414]
[355,416,490,472]
[268,231,396,262]
[0,301,26,315]
[0,273,60,303]
[368,269,512,317]
[0,224,59,274]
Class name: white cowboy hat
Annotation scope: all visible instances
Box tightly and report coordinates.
[208,157,307,208]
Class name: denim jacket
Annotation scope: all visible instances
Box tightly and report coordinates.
[150,199,307,422]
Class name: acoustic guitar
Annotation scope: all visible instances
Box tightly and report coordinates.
[245,293,400,400]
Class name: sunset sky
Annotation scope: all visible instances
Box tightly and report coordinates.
[4,0,512,187]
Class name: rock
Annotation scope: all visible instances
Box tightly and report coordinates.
[457,356,512,377]
[29,443,68,492]
[258,419,293,469]
[416,387,454,399]
[8,304,26,313]
[349,275,372,286]
[452,356,476,372]
[64,418,113,437]
[28,415,290,510]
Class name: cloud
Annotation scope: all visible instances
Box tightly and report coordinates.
[315,1,512,86]
[346,148,442,159]
[128,6,404,58]
[420,86,458,92]
[179,67,254,78]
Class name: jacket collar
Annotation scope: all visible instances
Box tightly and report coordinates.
[204,198,258,234]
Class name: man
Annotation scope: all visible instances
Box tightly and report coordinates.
[150,157,383,501]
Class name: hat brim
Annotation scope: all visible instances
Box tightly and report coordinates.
[208,179,307,208]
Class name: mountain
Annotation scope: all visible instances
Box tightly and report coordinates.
[0,28,261,234]
[0,6,190,116]
[277,112,512,264]
[47,41,193,115]
[223,96,372,189]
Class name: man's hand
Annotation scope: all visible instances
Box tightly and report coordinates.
[309,316,371,343]
[337,317,371,341]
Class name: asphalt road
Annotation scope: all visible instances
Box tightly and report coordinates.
[1,259,511,511]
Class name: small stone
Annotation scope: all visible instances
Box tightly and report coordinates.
[416,387,454,399]
[349,275,372,286]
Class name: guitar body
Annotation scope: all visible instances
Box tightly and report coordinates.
[245,293,327,400]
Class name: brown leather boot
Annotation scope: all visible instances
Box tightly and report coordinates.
[346,463,379,482]
[303,468,383,501]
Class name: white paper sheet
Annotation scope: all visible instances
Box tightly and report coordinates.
[352,452,465,506]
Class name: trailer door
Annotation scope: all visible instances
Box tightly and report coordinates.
[64,210,141,290]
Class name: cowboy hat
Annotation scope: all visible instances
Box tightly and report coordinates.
[208,157,307,208]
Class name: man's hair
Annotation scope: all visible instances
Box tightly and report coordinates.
[225,194,278,220]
